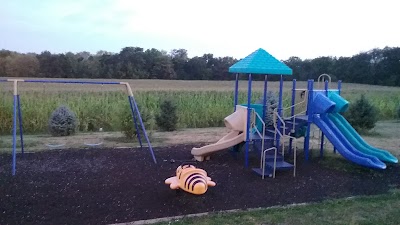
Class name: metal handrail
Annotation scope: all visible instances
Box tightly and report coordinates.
[273,109,286,143]
[272,109,297,177]
[261,147,277,179]
[282,90,309,135]
[317,73,332,89]
[253,112,266,167]
[246,107,278,179]
[287,136,297,177]
[281,90,309,118]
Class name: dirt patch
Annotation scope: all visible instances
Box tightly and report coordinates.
[0,144,399,225]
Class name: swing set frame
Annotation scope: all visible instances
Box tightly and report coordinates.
[0,78,157,176]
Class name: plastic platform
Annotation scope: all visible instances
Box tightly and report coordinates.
[250,132,275,141]
[265,160,294,170]
[252,167,274,178]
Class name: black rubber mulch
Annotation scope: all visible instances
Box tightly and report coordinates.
[0,144,399,225]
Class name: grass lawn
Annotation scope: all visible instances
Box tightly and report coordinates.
[154,189,400,225]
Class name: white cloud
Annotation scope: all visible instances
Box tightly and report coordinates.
[1,0,399,59]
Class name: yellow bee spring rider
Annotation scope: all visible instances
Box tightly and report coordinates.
[165,164,216,195]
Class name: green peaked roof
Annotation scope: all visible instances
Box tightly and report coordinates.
[229,48,292,75]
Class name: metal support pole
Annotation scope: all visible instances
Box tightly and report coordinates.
[11,81,18,175]
[289,79,296,155]
[129,95,157,164]
[244,74,252,168]
[262,75,268,122]
[17,95,24,156]
[320,80,329,158]
[128,96,143,148]
[234,73,239,111]
[334,80,342,154]
[276,75,284,149]
[24,80,121,85]
[304,79,314,161]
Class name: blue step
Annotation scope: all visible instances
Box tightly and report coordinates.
[265,160,294,170]
[250,132,275,141]
[252,140,277,154]
[264,153,284,162]
[252,167,274,178]
[292,115,308,122]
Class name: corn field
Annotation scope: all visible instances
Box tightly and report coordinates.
[0,80,399,135]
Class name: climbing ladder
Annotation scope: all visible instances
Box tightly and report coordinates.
[251,90,311,179]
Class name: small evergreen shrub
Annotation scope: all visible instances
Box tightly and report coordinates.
[48,105,78,136]
[256,91,278,127]
[121,105,154,139]
[156,98,178,131]
[344,94,378,131]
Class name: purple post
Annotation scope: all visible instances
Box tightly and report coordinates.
[24,80,121,85]
[304,80,314,161]
[129,95,157,164]
[334,80,342,154]
[320,80,329,158]
[276,75,284,148]
[262,75,268,121]
[128,96,143,148]
[289,79,296,155]
[244,74,252,167]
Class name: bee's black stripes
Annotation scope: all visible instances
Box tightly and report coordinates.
[185,173,203,189]
[191,180,206,191]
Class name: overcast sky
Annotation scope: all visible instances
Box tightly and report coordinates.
[1,0,399,60]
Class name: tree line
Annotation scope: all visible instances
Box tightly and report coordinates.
[0,46,399,86]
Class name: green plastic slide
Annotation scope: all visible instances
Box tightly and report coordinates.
[329,113,398,164]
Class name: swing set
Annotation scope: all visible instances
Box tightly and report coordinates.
[0,78,157,176]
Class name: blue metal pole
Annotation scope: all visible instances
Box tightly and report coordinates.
[24,80,121,85]
[320,80,329,158]
[334,80,342,154]
[12,95,17,175]
[17,95,24,156]
[276,75,284,148]
[304,79,314,161]
[234,73,239,111]
[289,79,296,155]
[262,75,268,122]
[244,74,252,168]
[128,96,143,148]
[324,80,329,95]
[129,95,157,164]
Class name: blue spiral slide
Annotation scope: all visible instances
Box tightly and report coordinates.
[309,91,397,169]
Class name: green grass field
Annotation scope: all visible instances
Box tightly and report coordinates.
[154,189,400,225]
[0,79,399,135]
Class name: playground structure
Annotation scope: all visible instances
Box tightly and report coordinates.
[0,79,157,176]
[192,48,398,179]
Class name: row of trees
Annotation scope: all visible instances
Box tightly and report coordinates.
[284,47,400,86]
[0,46,399,86]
